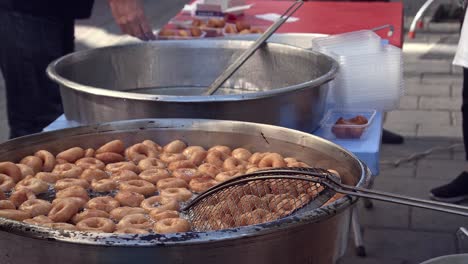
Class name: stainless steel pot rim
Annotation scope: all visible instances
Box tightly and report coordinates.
[216,32,328,41]
[46,40,339,102]
[0,118,368,246]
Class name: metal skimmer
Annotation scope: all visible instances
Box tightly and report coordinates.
[203,0,304,95]
[183,167,468,232]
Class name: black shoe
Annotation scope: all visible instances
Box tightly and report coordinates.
[430,172,468,203]
[382,129,404,145]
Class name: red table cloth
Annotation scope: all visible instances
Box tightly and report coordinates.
[172,1,403,47]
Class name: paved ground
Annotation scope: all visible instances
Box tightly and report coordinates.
[339,138,467,264]
[386,21,463,138]
[0,1,467,263]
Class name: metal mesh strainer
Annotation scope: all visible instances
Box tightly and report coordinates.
[184,168,335,231]
[183,167,468,232]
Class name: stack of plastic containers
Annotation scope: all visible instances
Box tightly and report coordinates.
[311,30,404,111]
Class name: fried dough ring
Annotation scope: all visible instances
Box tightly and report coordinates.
[208,145,231,156]
[0,174,15,192]
[96,140,125,154]
[42,222,77,231]
[0,200,15,210]
[125,143,158,163]
[0,162,22,182]
[140,196,179,211]
[80,168,109,182]
[114,190,145,207]
[15,176,48,194]
[149,210,179,221]
[138,158,166,171]
[189,177,219,193]
[110,170,139,182]
[84,148,95,158]
[110,206,146,221]
[186,150,207,166]
[153,218,190,234]
[16,164,34,179]
[95,152,125,164]
[172,168,200,183]
[159,187,192,202]
[20,157,43,175]
[86,197,120,213]
[72,209,110,224]
[75,157,105,170]
[231,148,252,161]
[223,157,247,171]
[197,163,221,177]
[23,215,53,225]
[142,140,162,153]
[258,153,286,168]
[156,178,188,190]
[0,209,31,221]
[105,162,138,174]
[55,178,90,190]
[159,153,186,164]
[34,150,56,172]
[76,217,115,233]
[117,213,152,230]
[182,146,205,157]
[91,179,117,193]
[138,168,170,184]
[56,186,89,201]
[167,160,195,171]
[9,188,36,207]
[52,163,83,179]
[119,180,156,197]
[215,170,241,182]
[48,198,82,222]
[163,140,187,153]
[35,172,60,184]
[206,150,228,168]
[19,199,52,217]
[56,147,85,163]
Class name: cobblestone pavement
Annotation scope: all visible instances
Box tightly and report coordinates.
[0,1,467,263]
[338,138,467,264]
[386,21,463,138]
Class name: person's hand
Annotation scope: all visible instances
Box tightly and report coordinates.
[108,0,155,41]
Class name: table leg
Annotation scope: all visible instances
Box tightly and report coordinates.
[457,227,468,253]
[351,207,367,257]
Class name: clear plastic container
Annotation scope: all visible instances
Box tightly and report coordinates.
[311,30,382,56]
[312,30,404,111]
[330,44,404,111]
[320,109,376,140]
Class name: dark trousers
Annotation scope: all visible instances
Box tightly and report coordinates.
[0,10,74,138]
[463,68,468,160]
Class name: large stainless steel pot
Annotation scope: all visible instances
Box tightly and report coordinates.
[46,40,338,132]
[0,119,371,264]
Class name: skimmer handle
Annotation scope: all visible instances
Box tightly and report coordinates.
[329,182,468,217]
[203,0,304,95]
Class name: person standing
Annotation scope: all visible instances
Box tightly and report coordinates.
[0,0,154,139]
[430,2,468,202]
